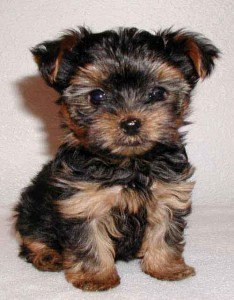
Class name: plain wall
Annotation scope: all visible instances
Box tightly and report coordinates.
[1,0,234,206]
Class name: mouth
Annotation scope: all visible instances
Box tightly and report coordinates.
[116,133,149,146]
[110,138,154,156]
[118,140,143,147]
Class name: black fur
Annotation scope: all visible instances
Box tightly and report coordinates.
[111,207,147,261]
[32,27,219,93]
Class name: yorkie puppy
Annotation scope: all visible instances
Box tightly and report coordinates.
[15,27,219,291]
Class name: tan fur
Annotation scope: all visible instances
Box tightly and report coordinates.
[56,178,148,218]
[121,187,149,213]
[60,104,88,146]
[140,180,195,280]
[56,182,122,219]
[185,38,205,78]
[63,132,82,147]
[49,53,61,83]
[64,217,120,291]
[151,180,195,211]
[71,64,108,87]
[175,33,205,78]
[23,238,47,252]
[89,106,175,156]
[157,62,184,81]
[65,266,120,291]
[91,218,116,267]
[21,238,63,271]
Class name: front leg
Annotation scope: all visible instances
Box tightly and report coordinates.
[55,183,122,291]
[140,180,195,281]
[62,217,120,291]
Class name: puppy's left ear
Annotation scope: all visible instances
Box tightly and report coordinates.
[162,30,220,81]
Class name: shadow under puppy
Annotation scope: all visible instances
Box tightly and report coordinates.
[14,27,219,291]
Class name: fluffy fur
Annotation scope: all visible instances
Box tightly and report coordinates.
[14,27,219,291]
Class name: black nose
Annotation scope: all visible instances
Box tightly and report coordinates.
[120,118,141,135]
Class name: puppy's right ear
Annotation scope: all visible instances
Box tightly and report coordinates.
[31,28,89,93]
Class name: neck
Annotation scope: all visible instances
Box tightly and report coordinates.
[55,139,192,187]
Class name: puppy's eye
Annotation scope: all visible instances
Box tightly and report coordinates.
[89,89,106,105]
[147,87,167,104]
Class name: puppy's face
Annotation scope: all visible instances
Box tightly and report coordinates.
[62,59,189,156]
[32,28,219,156]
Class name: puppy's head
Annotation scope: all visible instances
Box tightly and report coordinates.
[32,27,219,156]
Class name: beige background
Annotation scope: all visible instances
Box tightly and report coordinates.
[1,0,234,206]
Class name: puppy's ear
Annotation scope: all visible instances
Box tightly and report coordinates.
[31,28,88,93]
[161,29,220,82]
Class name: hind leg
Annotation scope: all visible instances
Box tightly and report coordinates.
[19,237,63,272]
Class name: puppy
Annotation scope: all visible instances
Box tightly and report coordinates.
[15,27,219,291]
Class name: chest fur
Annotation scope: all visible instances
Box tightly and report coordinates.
[56,179,193,261]
[56,175,194,218]
[56,181,150,219]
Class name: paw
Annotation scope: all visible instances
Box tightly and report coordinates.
[34,251,63,272]
[66,268,120,291]
[145,264,195,281]
[19,240,63,272]
[29,250,63,272]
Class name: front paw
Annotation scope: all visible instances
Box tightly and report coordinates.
[66,267,120,291]
[142,257,195,281]
[146,265,195,281]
